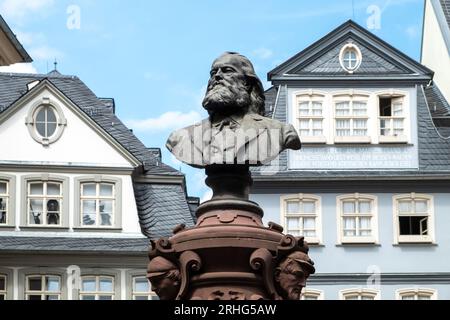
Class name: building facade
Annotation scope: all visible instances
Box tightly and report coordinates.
[0,16,196,300]
[251,20,450,300]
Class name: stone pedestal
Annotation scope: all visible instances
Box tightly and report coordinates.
[148,165,315,300]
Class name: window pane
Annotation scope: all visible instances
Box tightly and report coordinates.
[28,295,43,300]
[134,295,149,300]
[81,295,96,300]
[99,201,113,226]
[46,107,57,123]
[343,217,356,236]
[36,122,46,137]
[312,102,322,115]
[28,277,42,291]
[359,201,371,213]
[298,102,309,116]
[286,201,300,214]
[0,295,5,301]
[30,183,44,195]
[0,182,6,194]
[98,295,113,300]
[353,102,367,115]
[312,120,322,129]
[287,217,300,230]
[398,201,412,213]
[100,184,113,197]
[82,200,96,214]
[29,200,43,225]
[343,201,355,214]
[393,103,403,116]
[0,277,5,290]
[45,295,60,300]
[46,200,60,225]
[82,184,96,196]
[401,295,415,300]
[46,277,60,292]
[399,216,428,235]
[302,201,316,213]
[299,120,310,129]
[99,278,113,292]
[36,109,46,122]
[47,183,61,196]
[47,123,57,137]
[134,278,149,293]
[82,278,96,292]
[415,200,428,213]
[417,294,431,300]
[336,102,350,116]
[361,295,375,300]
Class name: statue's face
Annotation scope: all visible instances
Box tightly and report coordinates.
[276,261,309,300]
[203,54,251,116]
[149,274,180,300]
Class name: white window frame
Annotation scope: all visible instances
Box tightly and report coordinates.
[301,288,324,300]
[80,182,116,228]
[0,180,9,226]
[340,288,380,300]
[0,274,6,300]
[339,43,362,73]
[25,275,62,300]
[26,180,63,227]
[393,193,435,244]
[376,91,409,144]
[80,275,115,300]
[132,276,158,300]
[25,97,67,146]
[295,91,327,144]
[333,92,371,144]
[396,288,438,300]
[337,194,379,244]
[280,194,322,245]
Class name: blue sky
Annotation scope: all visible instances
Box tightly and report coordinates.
[0,0,425,200]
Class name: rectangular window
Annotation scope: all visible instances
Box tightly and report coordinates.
[132,276,158,300]
[296,95,325,142]
[81,183,115,227]
[0,275,6,300]
[395,196,433,243]
[338,195,377,244]
[397,289,437,300]
[25,275,61,300]
[283,195,321,244]
[0,181,8,225]
[80,276,114,300]
[379,96,406,142]
[341,289,379,300]
[334,95,369,143]
[27,181,62,226]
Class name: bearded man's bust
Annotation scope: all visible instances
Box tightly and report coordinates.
[166,52,301,169]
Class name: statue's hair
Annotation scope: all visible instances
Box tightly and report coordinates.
[247,77,266,116]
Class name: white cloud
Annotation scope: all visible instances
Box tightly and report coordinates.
[29,45,63,61]
[126,111,202,132]
[0,63,37,74]
[0,0,54,21]
[15,31,46,47]
[253,48,273,60]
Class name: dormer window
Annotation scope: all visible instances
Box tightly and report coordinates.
[339,44,362,73]
[26,97,67,146]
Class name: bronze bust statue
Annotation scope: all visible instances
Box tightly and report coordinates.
[166,52,301,168]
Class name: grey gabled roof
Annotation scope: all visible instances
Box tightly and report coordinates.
[0,15,32,63]
[0,71,195,238]
[0,236,149,254]
[264,86,278,118]
[133,183,195,239]
[268,20,433,83]
[0,72,182,176]
[424,84,450,117]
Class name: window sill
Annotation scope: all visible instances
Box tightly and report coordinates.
[337,239,380,246]
[19,226,70,231]
[379,136,408,144]
[300,136,327,144]
[73,227,123,232]
[334,136,371,144]
[0,225,16,231]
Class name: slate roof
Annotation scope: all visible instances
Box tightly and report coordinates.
[424,84,450,117]
[440,0,450,28]
[0,71,195,238]
[0,236,149,254]
[264,86,278,118]
[0,15,32,63]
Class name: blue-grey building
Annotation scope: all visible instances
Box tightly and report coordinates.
[251,19,450,300]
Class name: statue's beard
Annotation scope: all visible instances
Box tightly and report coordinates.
[287,286,303,300]
[202,79,251,117]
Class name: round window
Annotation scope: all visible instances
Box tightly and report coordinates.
[26,98,67,146]
[339,44,362,73]
[35,105,58,138]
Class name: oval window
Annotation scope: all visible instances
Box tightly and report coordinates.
[339,44,362,73]
[35,106,58,138]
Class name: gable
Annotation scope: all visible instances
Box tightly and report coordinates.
[292,36,406,75]
[269,20,433,83]
[0,15,32,66]
[0,83,136,168]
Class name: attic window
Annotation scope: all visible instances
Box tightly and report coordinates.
[339,44,362,73]
[26,98,67,146]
